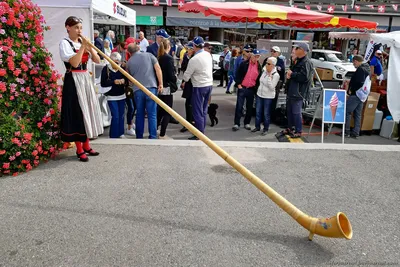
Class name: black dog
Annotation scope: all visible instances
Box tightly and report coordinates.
[208,103,219,127]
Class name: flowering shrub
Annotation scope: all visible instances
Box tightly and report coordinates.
[0,0,64,177]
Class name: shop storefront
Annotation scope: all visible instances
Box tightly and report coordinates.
[125,5,163,41]
[166,7,260,43]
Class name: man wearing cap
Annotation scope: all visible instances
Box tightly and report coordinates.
[337,55,370,138]
[263,46,285,82]
[182,36,213,140]
[369,50,383,78]
[147,29,170,57]
[138,31,149,52]
[233,50,262,131]
[284,42,313,138]
[234,45,252,78]
[127,43,163,139]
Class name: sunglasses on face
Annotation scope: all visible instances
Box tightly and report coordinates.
[271,50,277,53]
[267,63,273,66]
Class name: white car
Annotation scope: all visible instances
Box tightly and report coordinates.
[206,41,224,75]
[311,49,356,81]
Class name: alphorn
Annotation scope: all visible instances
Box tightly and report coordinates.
[83,36,352,241]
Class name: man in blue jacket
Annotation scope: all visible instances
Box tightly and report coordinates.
[284,42,313,138]
[147,29,170,57]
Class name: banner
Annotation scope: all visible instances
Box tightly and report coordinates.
[364,40,375,61]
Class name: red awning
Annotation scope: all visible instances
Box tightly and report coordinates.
[180,1,378,30]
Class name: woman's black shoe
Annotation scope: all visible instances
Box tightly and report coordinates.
[84,149,100,156]
[76,152,89,162]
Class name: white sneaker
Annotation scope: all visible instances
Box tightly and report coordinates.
[126,129,136,136]
[244,124,251,130]
[119,135,127,139]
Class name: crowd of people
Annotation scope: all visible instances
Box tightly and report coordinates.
[60,16,376,162]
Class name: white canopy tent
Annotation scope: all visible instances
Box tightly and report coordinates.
[33,0,136,81]
[329,31,400,123]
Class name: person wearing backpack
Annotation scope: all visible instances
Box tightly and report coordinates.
[337,55,370,139]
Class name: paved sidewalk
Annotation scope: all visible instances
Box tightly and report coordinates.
[0,142,399,266]
[100,84,399,145]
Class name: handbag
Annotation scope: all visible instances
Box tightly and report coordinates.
[169,81,178,93]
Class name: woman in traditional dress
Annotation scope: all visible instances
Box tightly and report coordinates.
[59,16,103,162]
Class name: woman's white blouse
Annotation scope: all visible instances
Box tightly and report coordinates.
[59,37,82,63]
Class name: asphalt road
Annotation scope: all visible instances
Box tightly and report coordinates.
[0,142,399,266]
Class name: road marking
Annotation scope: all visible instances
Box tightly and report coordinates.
[92,139,400,151]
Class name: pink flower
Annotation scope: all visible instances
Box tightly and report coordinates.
[2,163,10,169]
[0,150,6,155]
[0,81,6,92]
[1,17,7,23]
[9,156,16,161]
[0,29,5,35]
[15,131,20,136]
[24,32,28,38]
[15,152,21,157]
[10,95,14,101]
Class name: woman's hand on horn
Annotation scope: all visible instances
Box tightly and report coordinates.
[81,37,90,49]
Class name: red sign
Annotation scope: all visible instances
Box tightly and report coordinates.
[327,5,335,13]
[378,5,386,13]
[153,0,159,6]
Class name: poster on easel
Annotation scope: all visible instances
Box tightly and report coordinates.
[322,89,347,143]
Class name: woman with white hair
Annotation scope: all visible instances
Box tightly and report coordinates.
[252,57,280,135]
[100,52,127,138]
[104,39,112,57]
[105,30,115,50]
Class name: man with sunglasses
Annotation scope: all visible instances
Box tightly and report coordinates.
[283,42,313,138]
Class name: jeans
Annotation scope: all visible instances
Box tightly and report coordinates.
[287,98,303,133]
[226,75,235,92]
[157,95,173,137]
[234,87,255,126]
[255,97,273,131]
[108,99,126,138]
[134,88,157,139]
[192,86,213,133]
[345,95,364,136]
[126,98,136,125]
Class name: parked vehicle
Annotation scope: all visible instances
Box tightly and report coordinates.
[311,49,356,81]
[206,41,224,77]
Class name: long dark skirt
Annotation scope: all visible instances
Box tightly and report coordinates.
[60,72,87,142]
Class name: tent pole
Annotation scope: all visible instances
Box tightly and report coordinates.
[90,4,95,85]
[244,17,248,46]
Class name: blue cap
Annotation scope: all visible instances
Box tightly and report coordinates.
[244,44,252,51]
[186,41,194,49]
[252,49,261,55]
[193,36,205,47]
[156,29,170,39]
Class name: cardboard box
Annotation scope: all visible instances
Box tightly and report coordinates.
[364,92,380,116]
[350,92,380,131]
[315,68,333,81]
